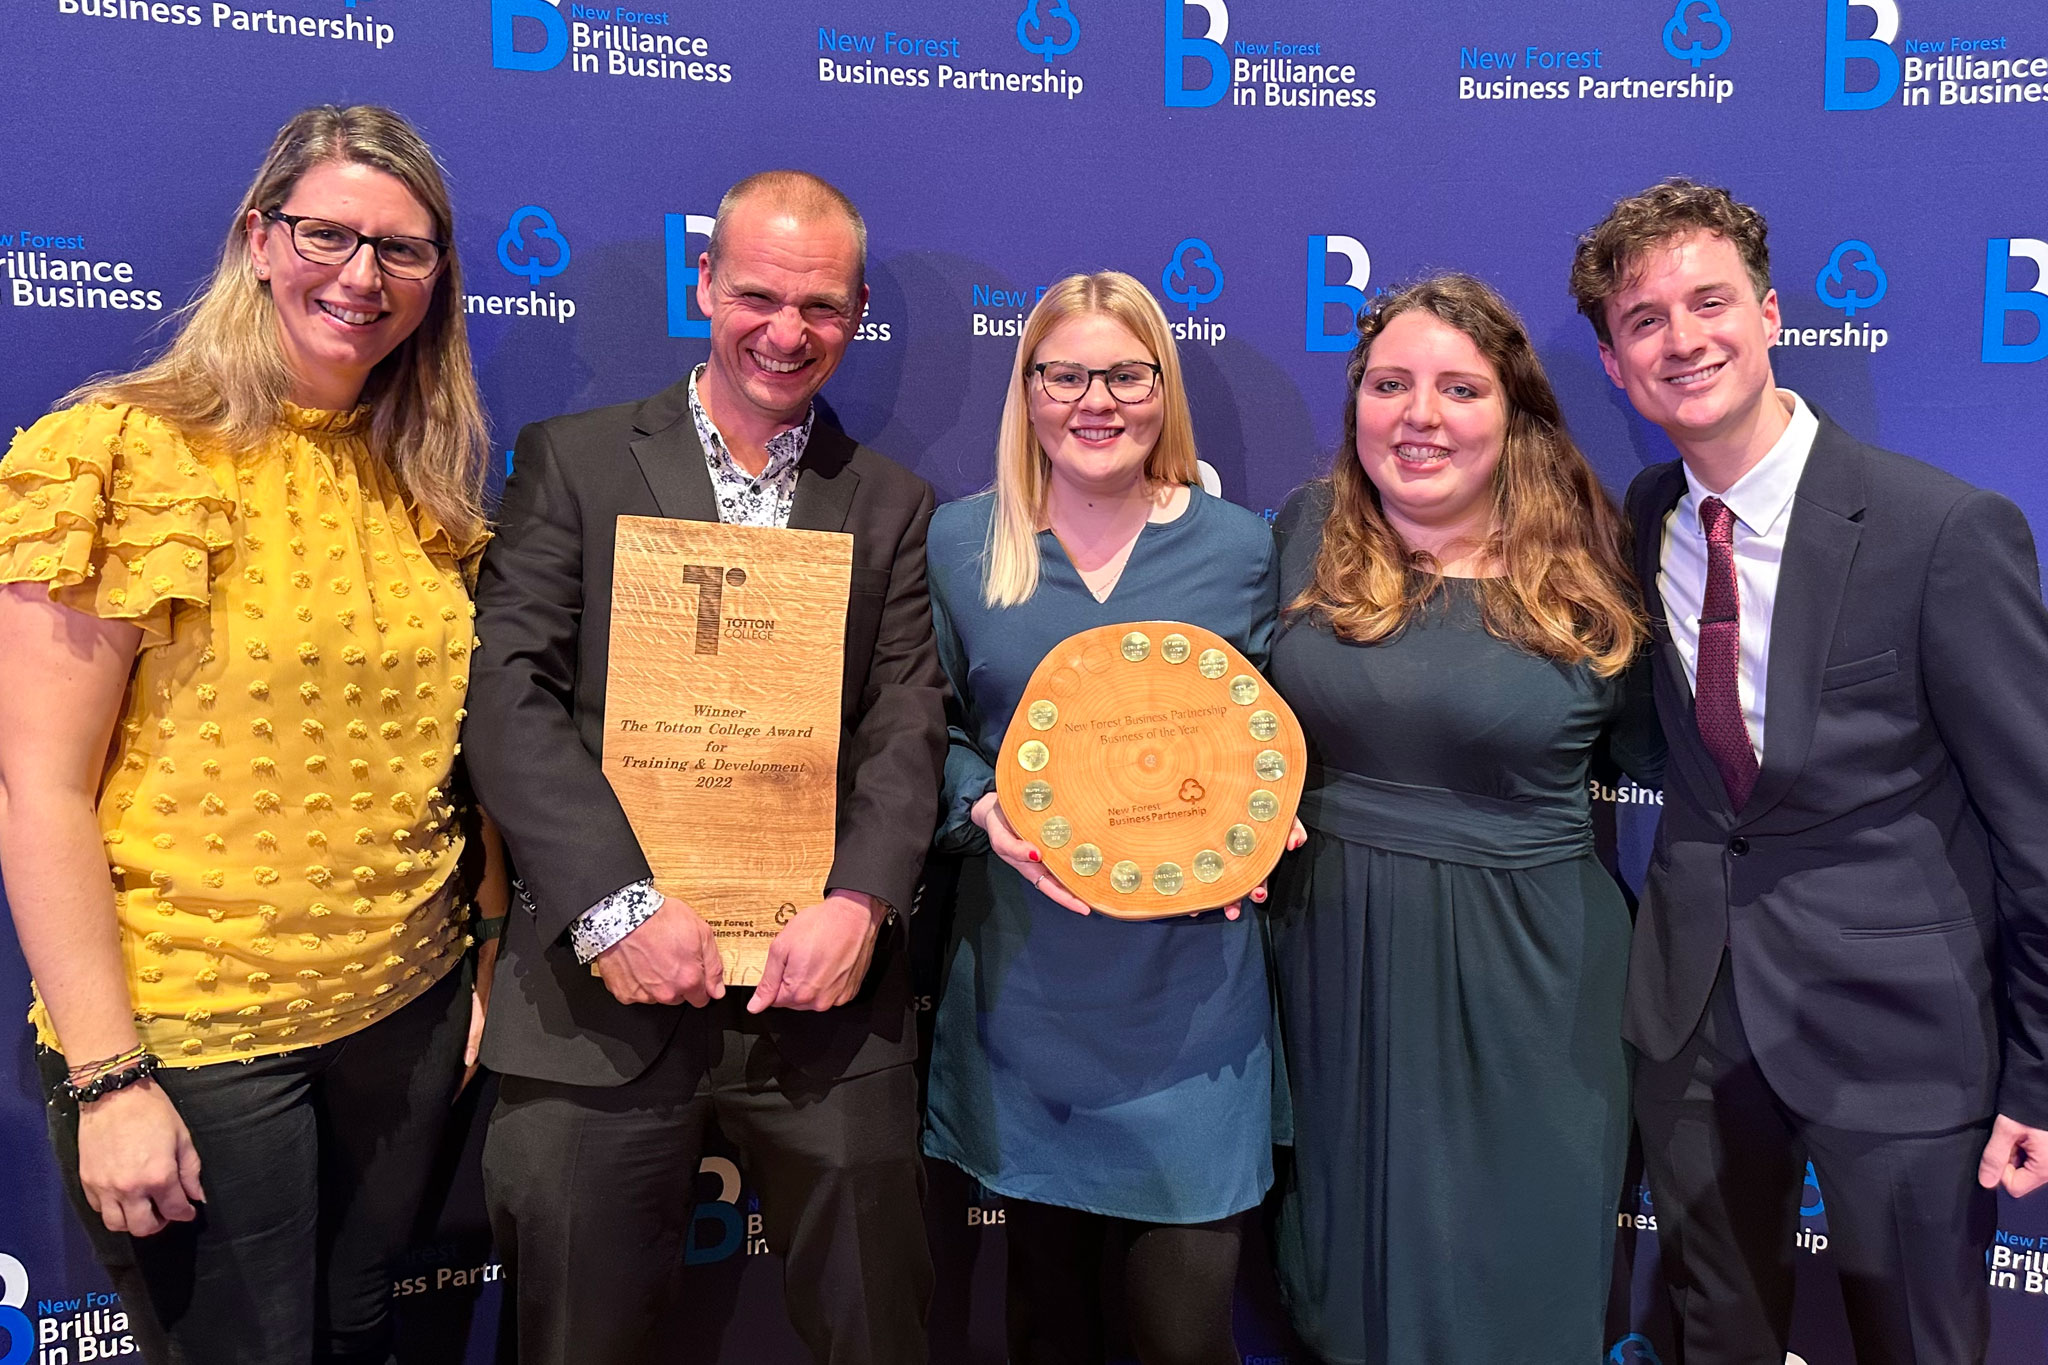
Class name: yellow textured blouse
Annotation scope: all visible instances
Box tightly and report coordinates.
[0,401,487,1065]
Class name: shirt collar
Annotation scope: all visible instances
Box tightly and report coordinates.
[1679,389,1817,539]
[687,364,814,481]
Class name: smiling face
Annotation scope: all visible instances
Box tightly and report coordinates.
[1027,312,1166,496]
[1353,309,1508,553]
[1598,229,1782,457]
[694,198,866,441]
[246,160,440,412]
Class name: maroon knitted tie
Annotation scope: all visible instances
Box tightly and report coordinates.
[1695,496,1759,810]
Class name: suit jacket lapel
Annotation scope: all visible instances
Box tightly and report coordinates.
[627,377,719,522]
[1635,462,1689,696]
[788,422,860,534]
[1743,410,1866,823]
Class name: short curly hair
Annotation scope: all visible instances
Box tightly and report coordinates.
[1569,178,1770,345]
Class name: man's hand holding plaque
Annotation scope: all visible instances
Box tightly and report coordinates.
[592,896,728,1007]
[747,889,888,1013]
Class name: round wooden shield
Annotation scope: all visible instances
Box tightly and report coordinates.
[994,620,1307,920]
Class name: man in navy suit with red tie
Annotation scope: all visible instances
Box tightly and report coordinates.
[1571,178,2048,1363]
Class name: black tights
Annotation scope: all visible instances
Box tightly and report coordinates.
[1004,1198,1245,1365]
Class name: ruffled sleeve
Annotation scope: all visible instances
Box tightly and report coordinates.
[413,504,492,590]
[0,403,235,647]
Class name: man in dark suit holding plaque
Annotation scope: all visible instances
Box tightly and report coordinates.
[1571,178,2048,1363]
[466,171,945,1365]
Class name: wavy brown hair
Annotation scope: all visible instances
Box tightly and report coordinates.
[1569,177,1771,346]
[65,105,489,545]
[1290,273,1644,677]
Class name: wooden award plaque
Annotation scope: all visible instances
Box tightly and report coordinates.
[994,621,1306,920]
[603,516,851,985]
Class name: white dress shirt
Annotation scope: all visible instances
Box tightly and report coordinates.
[1657,390,1818,764]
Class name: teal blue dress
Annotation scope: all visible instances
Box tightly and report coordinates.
[923,488,1282,1223]
[1266,484,1664,1363]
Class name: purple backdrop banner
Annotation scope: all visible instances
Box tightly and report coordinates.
[3,1,2045,1361]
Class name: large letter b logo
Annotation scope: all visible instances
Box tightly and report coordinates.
[1983,239,2048,364]
[1824,0,1900,110]
[664,213,716,339]
[0,1253,32,1365]
[1306,235,1371,353]
[1165,0,1229,107]
[492,0,567,71]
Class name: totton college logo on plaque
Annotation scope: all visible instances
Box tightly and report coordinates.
[996,621,1305,919]
[602,517,851,984]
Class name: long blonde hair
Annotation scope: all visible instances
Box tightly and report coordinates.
[982,272,1200,608]
[1290,273,1644,677]
[65,105,489,545]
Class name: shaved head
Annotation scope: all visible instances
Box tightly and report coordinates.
[707,170,867,294]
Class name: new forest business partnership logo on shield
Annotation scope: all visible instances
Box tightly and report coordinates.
[1305,234,1372,353]
[1983,237,2048,364]
[491,0,733,86]
[1165,1,1378,111]
[1824,0,2048,111]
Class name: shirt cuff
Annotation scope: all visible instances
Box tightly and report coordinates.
[570,880,664,964]
[825,887,896,926]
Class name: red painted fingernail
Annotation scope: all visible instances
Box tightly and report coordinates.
[1028,849,1040,862]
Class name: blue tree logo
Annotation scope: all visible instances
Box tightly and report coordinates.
[1017,0,1079,63]
[1816,240,1887,317]
[1663,0,1732,67]
[497,206,571,288]
[1162,238,1224,313]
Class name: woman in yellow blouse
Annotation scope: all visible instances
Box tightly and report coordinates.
[0,105,502,1363]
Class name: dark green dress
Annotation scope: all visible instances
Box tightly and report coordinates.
[1266,485,1662,1365]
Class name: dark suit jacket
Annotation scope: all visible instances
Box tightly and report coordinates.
[1625,407,2048,1133]
[467,375,947,1087]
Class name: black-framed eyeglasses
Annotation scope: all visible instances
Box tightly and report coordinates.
[1030,361,1162,405]
[263,209,446,280]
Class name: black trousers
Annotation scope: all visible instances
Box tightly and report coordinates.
[1634,956,1996,1365]
[1003,1199,1245,1365]
[41,964,470,1365]
[483,1001,932,1365]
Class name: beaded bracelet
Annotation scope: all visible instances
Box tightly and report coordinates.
[61,1052,161,1105]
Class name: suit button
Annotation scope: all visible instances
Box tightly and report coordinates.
[1728,836,1750,857]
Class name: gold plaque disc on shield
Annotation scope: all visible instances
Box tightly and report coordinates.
[995,621,1307,920]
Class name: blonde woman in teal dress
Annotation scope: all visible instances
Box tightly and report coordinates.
[924,271,1299,1365]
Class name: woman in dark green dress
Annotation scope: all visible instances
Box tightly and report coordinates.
[1267,274,1663,1364]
